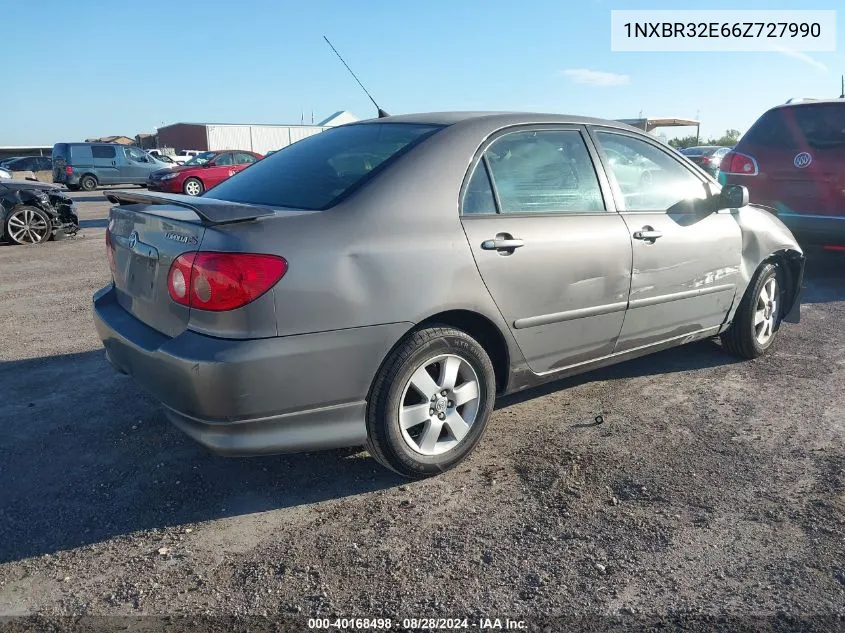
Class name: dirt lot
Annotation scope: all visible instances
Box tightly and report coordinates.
[0,190,843,630]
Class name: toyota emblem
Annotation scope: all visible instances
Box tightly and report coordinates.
[129,231,138,249]
[794,152,812,169]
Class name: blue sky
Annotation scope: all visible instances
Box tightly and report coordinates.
[1,0,842,145]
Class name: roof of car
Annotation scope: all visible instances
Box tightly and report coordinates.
[770,98,845,110]
[355,111,645,132]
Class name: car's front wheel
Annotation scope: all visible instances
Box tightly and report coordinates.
[4,206,52,245]
[721,261,783,359]
[366,326,496,478]
[183,178,204,196]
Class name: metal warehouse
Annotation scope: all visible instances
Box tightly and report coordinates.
[155,123,332,154]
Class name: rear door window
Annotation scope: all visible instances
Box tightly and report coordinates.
[462,162,497,215]
[205,123,442,210]
[482,129,605,214]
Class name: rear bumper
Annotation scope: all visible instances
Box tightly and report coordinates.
[53,173,80,186]
[93,284,411,456]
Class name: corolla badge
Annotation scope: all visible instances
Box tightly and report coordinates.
[794,152,812,168]
[165,231,198,245]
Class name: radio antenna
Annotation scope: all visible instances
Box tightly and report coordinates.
[323,36,389,118]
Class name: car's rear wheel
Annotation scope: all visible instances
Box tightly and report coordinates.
[183,178,203,196]
[721,262,783,359]
[5,206,52,245]
[366,326,496,478]
[80,175,97,191]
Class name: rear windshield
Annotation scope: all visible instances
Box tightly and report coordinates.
[743,103,845,149]
[205,123,443,210]
[52,144,68,161]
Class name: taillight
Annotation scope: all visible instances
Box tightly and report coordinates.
[720,151,759,176]
[105,227,116,277]
[64,165,73,175]
[167,252,287,311]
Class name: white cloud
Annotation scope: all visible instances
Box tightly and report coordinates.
[771,46,828,72]
[560,68,630,87]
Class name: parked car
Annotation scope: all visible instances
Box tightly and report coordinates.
[0,156,26,168]
[52,143,173,191]
[147,150,262,196]
[680,146,730,177]
[172,150,201,164]
[720,99,845,240]
[94,112,804,478]
[1,179,78,245]
[2,156,53,173]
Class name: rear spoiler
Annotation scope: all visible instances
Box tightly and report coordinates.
[104,190,275,225]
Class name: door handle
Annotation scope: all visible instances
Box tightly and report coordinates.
[633,227,663,242]
[481,235,525,252]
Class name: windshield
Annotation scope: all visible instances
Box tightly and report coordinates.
[185,152,218,166]
[205,123,443,210]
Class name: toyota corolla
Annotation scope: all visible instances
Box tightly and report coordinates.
[94,112,804,478]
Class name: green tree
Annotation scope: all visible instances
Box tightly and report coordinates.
[668,135,699,149]
[669,129,742,149]
[710,129,741,147]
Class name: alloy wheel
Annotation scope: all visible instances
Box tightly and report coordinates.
[754,276,778,345]
[7,208,50,244]
[184,180,202,196]
[398,354,481,456]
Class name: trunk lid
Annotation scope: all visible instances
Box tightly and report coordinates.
[106,191,277,337]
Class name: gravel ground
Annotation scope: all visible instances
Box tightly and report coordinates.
[0,190,843,631]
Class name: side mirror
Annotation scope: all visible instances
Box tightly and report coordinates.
[720,184,749,209]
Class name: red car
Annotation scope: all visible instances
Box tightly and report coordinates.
[719,99,845,241]
[147,150,263,196]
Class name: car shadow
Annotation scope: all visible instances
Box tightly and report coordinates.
[496,338,739,409]
[79,219,109,229]
[0,350,402,564]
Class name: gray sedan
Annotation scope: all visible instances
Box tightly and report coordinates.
[93,112,805,478]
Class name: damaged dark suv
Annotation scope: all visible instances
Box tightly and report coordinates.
[0,180,79,245]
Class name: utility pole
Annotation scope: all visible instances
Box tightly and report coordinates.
[840,74,844,99]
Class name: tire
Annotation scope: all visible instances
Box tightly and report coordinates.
[721,262,783,359]
[79,175,97,192]
[4,206,53,245]
[183,178,204,196]
[366,326,496,479]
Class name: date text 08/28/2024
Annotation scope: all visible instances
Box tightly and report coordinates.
[307,617,528,630]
